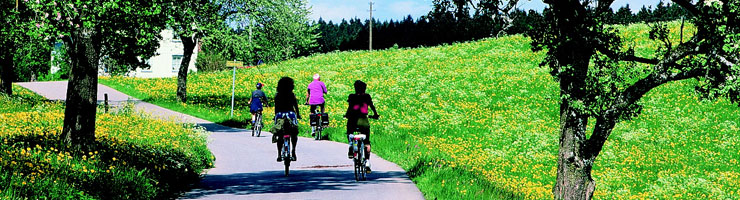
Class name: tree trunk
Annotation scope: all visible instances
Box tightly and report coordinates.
[552,53,597,199]
[0,56,12,96]
[61,28,100,151]
[176,35,196,103]
[553,106,595,200]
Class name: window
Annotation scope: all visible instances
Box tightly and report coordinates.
[172,55,183,72]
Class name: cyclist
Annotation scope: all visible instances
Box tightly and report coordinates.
[273,77,301,162]
[306,73,328,114]
[249,83,268,127]
[345,80,379,172]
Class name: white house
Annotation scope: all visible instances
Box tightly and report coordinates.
[130,29,199,78]
[50,29,199,78]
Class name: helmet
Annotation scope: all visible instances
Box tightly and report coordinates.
[256,83,263,88]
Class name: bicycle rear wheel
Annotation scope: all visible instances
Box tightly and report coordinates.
[359,144,367,180]
[354,159,361,181]
[283,140,291,176]
[251,122,255,136]
[255,115,262,137]
[284,159,290,176]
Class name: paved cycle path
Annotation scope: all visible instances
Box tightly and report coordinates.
[17,81,424,200]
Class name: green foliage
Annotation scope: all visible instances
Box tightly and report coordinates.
[27,0,170,70]
[38,44,72,81]
[206,0,318,64]
[0,1,54,84]
[0,85,214,199]
[195,51,228,72]
[11,36,52,82]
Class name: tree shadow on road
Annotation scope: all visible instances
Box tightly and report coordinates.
[181,169,409,198]
[197,123,249,133]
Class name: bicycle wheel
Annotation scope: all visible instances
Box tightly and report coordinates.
[359,144,367,180]
[315,127,321,140]
[283,142,291,176]
[255,116,262,137]
[354,158,361,181]
[251,121,255,136]
[284,159,291,176]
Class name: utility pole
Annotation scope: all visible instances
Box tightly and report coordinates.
[369,1,375,51]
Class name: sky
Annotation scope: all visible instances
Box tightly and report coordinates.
[308,0,663,23]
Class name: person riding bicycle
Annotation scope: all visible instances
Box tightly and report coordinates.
[249,82,268,127]
[345,80,379,172]
[273,77,301,162]
[306,73,328,114]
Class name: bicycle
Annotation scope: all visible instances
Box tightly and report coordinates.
[349,132,368,181]
[348,115,378,181]
[281,134,292,176]
[251,111,263,137]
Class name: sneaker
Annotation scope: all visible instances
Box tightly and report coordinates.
[277,156,282,162]
[365,160,372,173]
[348,146,354,159]
[291,154,297,161]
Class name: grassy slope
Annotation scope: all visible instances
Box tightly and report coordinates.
[100,22,739,199]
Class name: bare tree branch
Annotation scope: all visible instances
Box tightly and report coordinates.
[671,0,701,16]
[717,53,738,68]
[582,36,707,161]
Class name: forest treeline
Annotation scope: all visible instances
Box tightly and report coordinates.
[315,1,689,53]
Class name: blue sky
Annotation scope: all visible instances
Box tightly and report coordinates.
[308,0,663,23]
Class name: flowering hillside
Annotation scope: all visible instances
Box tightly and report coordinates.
[101,22,738,199]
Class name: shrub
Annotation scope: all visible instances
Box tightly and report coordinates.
[0,85,214,199]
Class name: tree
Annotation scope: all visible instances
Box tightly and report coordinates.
[1,1,48,95]
[29,0,169,150]
[200,0,317,65]
[529,0,740,199]
[250,0,318,62]
[613,4,634,24]
[168,0,222,102]
[0,2,21,96]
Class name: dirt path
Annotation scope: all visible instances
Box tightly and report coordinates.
[17,81,425,200]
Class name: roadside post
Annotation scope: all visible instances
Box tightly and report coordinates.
[227,60,243,118]
[104,93,109,113]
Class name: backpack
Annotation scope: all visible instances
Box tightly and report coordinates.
[270,118,296,143]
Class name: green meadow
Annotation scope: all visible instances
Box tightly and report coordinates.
[100,21,739,199]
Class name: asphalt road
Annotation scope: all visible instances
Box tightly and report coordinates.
[17,81,424,200]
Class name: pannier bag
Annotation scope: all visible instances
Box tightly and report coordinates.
[309,114,319,126]
[321,113,330,126]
